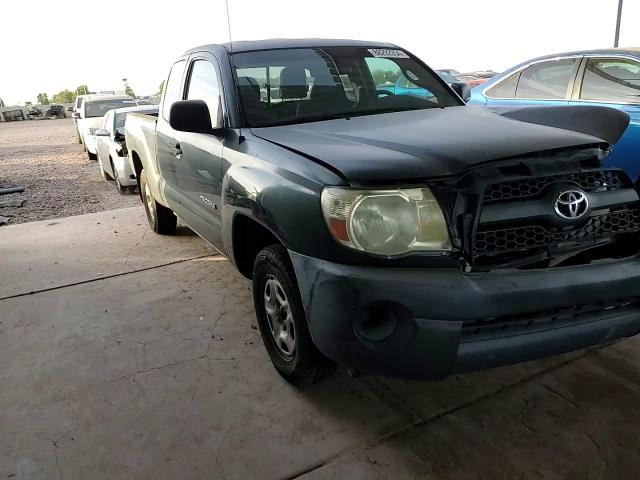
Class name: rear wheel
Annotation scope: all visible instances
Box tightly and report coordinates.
[140,169,176,235]
[88,151,97,161]
[253,244,336,386]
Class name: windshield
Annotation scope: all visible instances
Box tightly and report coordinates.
[233,46,461,127]
[85,99,136,118]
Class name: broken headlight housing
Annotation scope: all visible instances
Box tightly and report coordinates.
[321,187,451,256]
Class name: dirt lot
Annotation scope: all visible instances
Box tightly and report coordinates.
[0,119,139,225]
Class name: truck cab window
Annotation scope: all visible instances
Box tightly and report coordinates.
[162,60,186,121]
[186,60,221,126]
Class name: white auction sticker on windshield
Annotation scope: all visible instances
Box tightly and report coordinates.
[368,49,409,58]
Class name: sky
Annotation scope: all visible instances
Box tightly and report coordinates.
[1,0,639,105]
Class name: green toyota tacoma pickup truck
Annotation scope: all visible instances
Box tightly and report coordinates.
[125,38,640,385]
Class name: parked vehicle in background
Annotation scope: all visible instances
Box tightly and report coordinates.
[73,95,87,142]
[438,68,460,76]
[44,104,66,119]
[456,74,486,87]
[72,95,136,160]
[436,70,464,85]
[95,105,159,193]
[378,71,470,100]
[469,48,640,182]
[127,39,639,387]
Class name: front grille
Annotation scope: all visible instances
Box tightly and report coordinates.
[432,158,640,270]
[461,297,640,342]
[483,170,628,203]
[474,209,640,257]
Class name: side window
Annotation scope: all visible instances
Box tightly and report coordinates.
[186,60,221,126]
[162,60,186,121]
[515,58,578,99]
[365,57,437,102]
[581,58,640,103]
[486,72,520,98]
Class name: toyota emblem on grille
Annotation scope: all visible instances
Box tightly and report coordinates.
[554,190,589,219]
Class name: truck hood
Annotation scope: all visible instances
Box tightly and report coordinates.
[250,106,609,182]
[77,117,103,134]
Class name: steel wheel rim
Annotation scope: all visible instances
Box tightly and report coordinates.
[263,275,296,359]
[144,181,156,224]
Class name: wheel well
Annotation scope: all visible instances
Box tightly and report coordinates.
[233,215,281,279]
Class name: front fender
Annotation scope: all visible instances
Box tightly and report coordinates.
[220,151,333,261]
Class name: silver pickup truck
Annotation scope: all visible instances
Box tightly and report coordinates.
[125,38,640,386]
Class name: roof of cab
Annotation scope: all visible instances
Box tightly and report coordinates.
[111,105,159,114]
[185,38,397,55]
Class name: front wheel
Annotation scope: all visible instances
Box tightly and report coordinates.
[253,245,336,386]
[139,170,176,235]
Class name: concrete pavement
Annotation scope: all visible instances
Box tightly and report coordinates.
[2,207,639,479]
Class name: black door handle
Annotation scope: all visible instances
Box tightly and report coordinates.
[169,142,182,157]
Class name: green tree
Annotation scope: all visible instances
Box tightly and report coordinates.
[52,89,76,104]
[76,85,89,96]
[157,80,165,95]
[37,93,50,105]
[0,97,5,108]
[125,85,136,98]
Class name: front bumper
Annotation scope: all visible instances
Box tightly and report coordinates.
[112,153,136,186]
[84,133,97,154]
[289,252,640,379]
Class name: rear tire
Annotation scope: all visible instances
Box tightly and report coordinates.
[88,151,97,161]
[140,169,176,235]
[253,244,336,386]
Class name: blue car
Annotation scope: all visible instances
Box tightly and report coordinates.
[469,48,640,182]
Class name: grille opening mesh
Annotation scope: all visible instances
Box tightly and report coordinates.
[483,170,628,203]
[474,209,640,257]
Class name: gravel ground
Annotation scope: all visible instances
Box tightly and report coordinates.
[0,119,139,225]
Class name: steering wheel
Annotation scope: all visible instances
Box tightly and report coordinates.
[376,89,395,98]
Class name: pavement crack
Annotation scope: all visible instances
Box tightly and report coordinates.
[542,383,580,408]
[0,254,214,301]
[203,296,227,359]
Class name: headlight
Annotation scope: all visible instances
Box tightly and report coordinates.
[321,187,451,256]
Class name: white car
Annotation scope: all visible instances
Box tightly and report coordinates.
[95,105,159,194]
[73,95,136,160]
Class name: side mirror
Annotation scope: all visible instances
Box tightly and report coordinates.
[94,129,110,137]
[169,99,223,134]
[72,112,81,119]
[450,82,471,103]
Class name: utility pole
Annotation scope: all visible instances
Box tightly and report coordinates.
[614,0,623,47]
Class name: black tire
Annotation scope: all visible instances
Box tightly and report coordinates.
[253,244,336,386]
[140,169,176,235]
[88,151,97,161]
